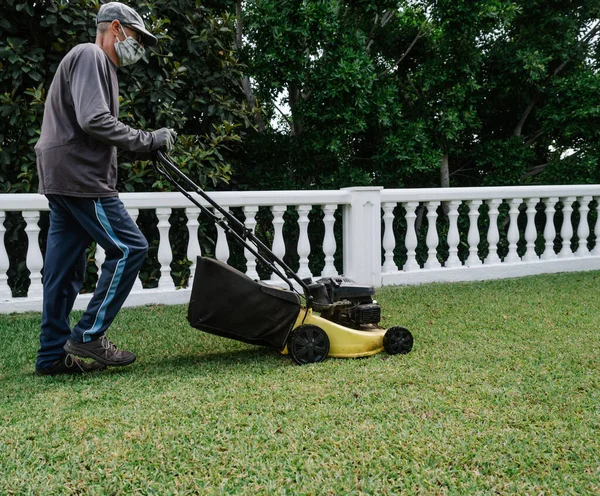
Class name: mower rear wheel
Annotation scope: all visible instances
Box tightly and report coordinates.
[288,325,330,365]
[383,327,413,355]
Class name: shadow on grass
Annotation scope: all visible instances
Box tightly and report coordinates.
[132,345,293,376]
[5,346,291,387]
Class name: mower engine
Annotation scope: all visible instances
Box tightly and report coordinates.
[304,276,381,329]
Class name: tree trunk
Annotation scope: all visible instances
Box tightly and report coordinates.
[235,0,265,132]
[440,154,450,188]
[289,82,302,136]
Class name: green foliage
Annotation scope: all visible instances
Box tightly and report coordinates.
[2,0,599,195]
[240,0,600,190]
[0,0,253,195]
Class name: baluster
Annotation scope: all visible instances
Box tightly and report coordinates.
[504,198,522,263]
[23,211,43,297]
[186,207,201,287]
[558,196,575,258]
[297,205,312,279]
[156,208,175,290]
[466,200,482,266]
[403,201,419,271]
[0,211,11,299]
[575,196,592,256]
[321,204,338,277]
[243,206,259,279]
[214,208,230,264]
[485,199,502,265]
[95,244,106,281]
[541,197,558,260]
[270,206,286,282]
[424,201,441,269]
[382,202,397,272]
[592,197,600,256]
[127,208,143,291]
[522,197,540,262]
[445,200,462,268]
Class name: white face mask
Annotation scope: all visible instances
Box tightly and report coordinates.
[114,25,144,66]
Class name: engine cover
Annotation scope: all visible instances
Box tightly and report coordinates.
[316,276,376,302]
[348,303,381,325]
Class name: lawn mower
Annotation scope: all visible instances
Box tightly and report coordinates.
[153,150,414,364]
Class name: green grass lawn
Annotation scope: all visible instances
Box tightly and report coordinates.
[1,272,599,495]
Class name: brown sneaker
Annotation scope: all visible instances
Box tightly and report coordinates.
[35,354,106,376]
[64,335,136,367]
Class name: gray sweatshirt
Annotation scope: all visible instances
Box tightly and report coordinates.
[35,43,156,197]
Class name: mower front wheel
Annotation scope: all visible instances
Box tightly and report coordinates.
[288,325,330,365]
[383,327,413,355]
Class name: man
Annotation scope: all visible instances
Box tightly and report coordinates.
[35,2,177,376]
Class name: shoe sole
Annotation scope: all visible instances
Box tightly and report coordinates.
[34,365,107,377]
[64,341,137,367]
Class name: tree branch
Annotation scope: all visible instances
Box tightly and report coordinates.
[379,22,428,77]
[235,0,265,132]
[273,102,293,131]
[235,1,243,50]
[514,21,600,140]
[524,129,544,147]
[522,163,549,178]
[513,93,539,137]
[366,9,396,52]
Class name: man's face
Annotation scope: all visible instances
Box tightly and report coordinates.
[118,23,144,47]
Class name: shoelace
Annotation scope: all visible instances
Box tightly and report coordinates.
[100,335,119,357]
[65,353,85,372]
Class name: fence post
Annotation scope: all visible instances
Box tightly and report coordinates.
[341,187,383,287]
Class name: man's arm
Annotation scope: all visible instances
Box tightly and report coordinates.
[69,45,160,152]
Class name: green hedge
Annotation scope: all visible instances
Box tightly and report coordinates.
[1,0,257,295]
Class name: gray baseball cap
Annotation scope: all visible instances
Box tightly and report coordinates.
[97,2,158,47]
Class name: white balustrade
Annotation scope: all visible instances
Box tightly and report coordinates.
[0,211,11,299]
[23,211,43,297]
[382,202,397,272]
[3,185,600,313]
[445,200,462,268]
[485,199,501,265]
[95,244,106,279]
[321,204,338,277]
[424,201,441,270]
[243,206,259,280]
[296,205,312,279]
[214,208,230,264]
[185,207,201,287]
[522,198,540,262]
[128,208,143,291]
[156,207,175,290]
[505,198,522,263]
[575,196,592,256]
[270,205,286,282]
[541,197,558,260]
[559,197,575,258]
[403,202,420,271]
[466,200,482,266]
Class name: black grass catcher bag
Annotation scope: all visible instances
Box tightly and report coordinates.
[187,257,302,351]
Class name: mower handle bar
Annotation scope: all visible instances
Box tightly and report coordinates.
[152,149,313,307]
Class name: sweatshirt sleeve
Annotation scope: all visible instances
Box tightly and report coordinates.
[69,45,156,152]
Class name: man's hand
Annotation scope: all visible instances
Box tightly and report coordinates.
[152,128,177,151]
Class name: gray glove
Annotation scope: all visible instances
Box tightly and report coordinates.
[152,128,177,151]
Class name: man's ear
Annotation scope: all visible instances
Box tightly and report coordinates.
[110,19,122,37]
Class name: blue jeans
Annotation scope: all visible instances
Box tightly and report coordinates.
[36,195,148,369]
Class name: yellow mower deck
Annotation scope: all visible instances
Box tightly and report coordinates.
[281,308,386,358]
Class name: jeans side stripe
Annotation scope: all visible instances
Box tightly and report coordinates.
[82,199,130,342]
